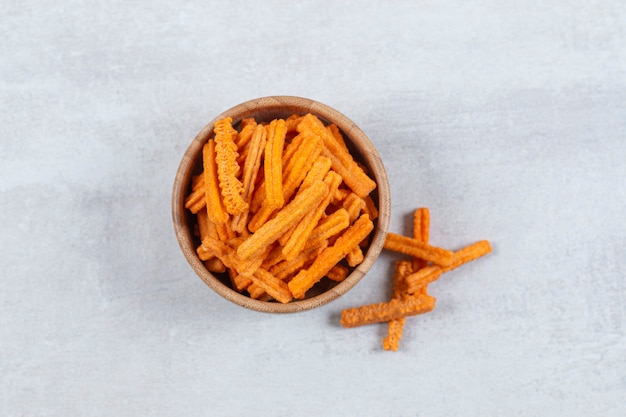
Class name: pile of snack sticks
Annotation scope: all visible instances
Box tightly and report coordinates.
[340,207,491,351]
[184,113,378,303]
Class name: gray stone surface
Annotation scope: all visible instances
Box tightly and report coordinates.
[2,1,625,416]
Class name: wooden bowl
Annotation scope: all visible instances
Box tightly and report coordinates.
[172,96,390,313]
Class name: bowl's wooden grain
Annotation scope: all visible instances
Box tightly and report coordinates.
[172,96,390,313]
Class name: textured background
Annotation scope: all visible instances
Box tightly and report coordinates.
[2,1,625,416]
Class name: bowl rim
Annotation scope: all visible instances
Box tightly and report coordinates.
[172,95,390,313]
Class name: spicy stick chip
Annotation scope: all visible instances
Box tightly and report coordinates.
[214,117,248,215]
[384,233,454,266]
[340,294,436,328]
[263,119,287,209]
[202,140,229,225]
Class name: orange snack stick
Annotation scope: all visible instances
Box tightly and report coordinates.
[326,123,350,154]
[306,208,350,247]
[346,245,364,267]
[185,175,207,213]
[236,180,328,260]
[333,188,350,203]
[342,192,367,224]
[214,117,248,215]
[404,266,443,294]
[298,113,376,198]
[412,207,430,271]
[247,282,267,299]
[250,268,293,304]
[340,294,436,328]
[202,140,229,224]
[232,124,267,233]
[191,173,204,190]
[288,214,374,299]
[205,257,227,273]
[235,119,257,150]
[391,260,413,296]
[282,170,342,260]
[384,233,453,267]
[382,318,406,351]
[299,156,332,191]
[263,118,287,209]
[326,264,349,282]
[229,269,253,292]
[442,240,492,273]
[363,194,379,221]
[285,114,303,132]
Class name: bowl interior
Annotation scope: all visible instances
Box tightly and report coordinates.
[173,96,390,313]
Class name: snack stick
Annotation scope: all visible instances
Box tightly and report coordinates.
[250,268,293,304]
[263,118,287,209]
[185,188,206,214]
[299,156,332,191]
[346,245,364,267]
[197,244,214,261]
[260,244,285,270]
[326,123,350,154]
[216,222,236,242]
[281,129,306,164]
[282,170,342,260]
[236,180,328,260]
[306,208,350,248]
[412,207,430,271]
[382,318,406,351]
[228,269,253,292]
[326,264,349,282]
[442,240,492,273]
[205,257,227,273]
[232,124,266,233]
[298,113,376,198]
[334,188,350,202]
[249,172,266,213]
[405,266,443,294]
[381,260,413,350]
[196,207,212,241]
[288,214,374,299]
[384,233,453,267]
[270,240,328,281]
[247,282,267,299]
[391,260,413,297]
[214,117,248,215]
[191,173,204,190]
[363,194,379,221]
[384,263,410,351]
[247,202,276,233]
[235,120,257,150]
[340,294,436,328]
[285,114,303,132]
[202,140,229,224]
[187,196,207,214]
[343,192,367,224]
[319,147,375,198]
